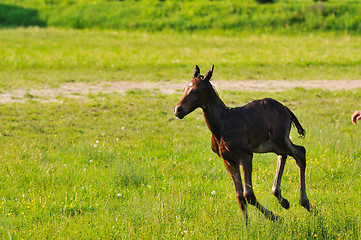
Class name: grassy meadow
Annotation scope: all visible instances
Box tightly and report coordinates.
[0,86,360,239]
[0,5,361,238]
[2,28,361,90]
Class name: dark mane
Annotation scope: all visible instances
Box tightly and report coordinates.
[207,82,227,109]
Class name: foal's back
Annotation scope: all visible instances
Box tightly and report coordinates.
[228,98,292,133]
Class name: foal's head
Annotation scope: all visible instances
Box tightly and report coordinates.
[174,65,214,119]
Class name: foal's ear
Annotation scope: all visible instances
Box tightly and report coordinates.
[203,64,214,82]
[193,65,200,78]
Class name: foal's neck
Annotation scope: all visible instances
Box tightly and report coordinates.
[201,85,228,138]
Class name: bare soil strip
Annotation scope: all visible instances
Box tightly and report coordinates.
[1,80,361,103]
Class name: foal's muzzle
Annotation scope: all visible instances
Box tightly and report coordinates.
[174,105,185,119]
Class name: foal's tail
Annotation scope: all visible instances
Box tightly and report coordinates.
[286,107,306,139]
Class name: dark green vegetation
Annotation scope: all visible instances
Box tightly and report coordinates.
[1,0,361,33]
[0,88,360,238]
[0,4,45,27]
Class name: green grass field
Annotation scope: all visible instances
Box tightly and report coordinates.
[0,27,361,239]
[1,28,361,90]
[0,88,360,239]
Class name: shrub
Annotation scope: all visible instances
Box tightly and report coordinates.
[0,4,46,27]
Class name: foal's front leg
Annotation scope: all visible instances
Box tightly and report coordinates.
[241,155,280,221]
[223,160,248,223]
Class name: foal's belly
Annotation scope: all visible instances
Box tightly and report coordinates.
[253,140,276,153]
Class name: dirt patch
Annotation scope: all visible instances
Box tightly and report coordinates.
[1,80,361,103]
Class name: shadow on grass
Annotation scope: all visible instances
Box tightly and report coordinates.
[0,4,46,28]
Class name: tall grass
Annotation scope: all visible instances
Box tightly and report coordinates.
[45,1,361,32]
[0,88,360,238]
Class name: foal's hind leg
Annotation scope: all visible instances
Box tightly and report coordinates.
[287,143,317,213]
[272,154,290,209]
[292,144,312,211]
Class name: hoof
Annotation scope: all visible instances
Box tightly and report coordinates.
[299,199,317,215]
[299,198,310,211]
[309,205,318,215]
[280,198,290,210]
[266,213,283,222]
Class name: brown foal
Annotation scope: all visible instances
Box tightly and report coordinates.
[174,65,316,222]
